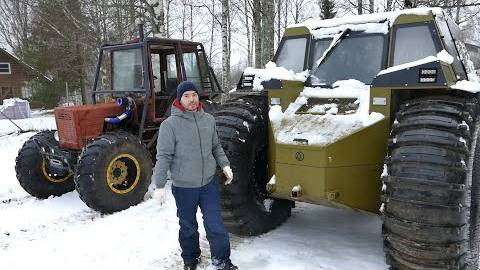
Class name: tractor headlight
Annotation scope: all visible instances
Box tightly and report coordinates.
[54,131,59,142]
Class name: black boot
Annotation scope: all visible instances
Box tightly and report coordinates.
[215,261,238,270]
[184,258,199,270]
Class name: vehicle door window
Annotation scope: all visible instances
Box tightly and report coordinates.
[182,52,203,91]
[165,54,178,95]
[151,53,162,94]
[274,37,307,73]
[392,24,439,66]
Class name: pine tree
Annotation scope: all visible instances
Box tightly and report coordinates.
[320,0,337,20]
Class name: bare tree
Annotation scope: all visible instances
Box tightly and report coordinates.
[221,0,230,89]
[261,0,274,66]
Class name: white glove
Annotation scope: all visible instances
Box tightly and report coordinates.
[223,166,233,185]
[153,188,166,205]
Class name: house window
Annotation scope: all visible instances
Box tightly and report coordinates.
[0,63,11,74]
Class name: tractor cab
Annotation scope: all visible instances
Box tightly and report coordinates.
[92,33,221,124]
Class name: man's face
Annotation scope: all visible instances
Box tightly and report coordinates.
[180,90,199,112]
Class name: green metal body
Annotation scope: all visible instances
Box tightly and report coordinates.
[260,10,473,214]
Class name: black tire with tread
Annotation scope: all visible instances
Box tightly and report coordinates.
[75,131,152,213]
[15,130,74,198]
[214,96,292,236]
[383,96,480,270]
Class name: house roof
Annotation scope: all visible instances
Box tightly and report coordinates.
[0,47,52,82]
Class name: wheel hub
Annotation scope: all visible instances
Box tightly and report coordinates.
[106,154,141,194]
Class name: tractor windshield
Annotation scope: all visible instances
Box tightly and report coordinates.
[112,48,143,90]
[310,33,386,86]
[94,47,144,99]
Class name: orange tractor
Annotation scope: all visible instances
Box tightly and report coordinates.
[15,25,222,213]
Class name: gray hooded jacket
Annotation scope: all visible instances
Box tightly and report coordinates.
[153,105,229,188]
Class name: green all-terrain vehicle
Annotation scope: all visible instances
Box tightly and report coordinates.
[215,7,480,269]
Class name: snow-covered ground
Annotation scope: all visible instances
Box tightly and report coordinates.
[0,116,387,270]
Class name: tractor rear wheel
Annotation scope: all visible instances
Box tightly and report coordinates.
[15,131,74,198]
[214,97,292,236]
[382,96,480,269]
[75,131,152,213]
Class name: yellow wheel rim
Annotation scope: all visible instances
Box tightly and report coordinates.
[106,154,141,194]
[42,160,72,183]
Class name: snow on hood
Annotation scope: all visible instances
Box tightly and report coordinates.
[290,7,442,32]
[377,50,454,76]
[244,62,309,90]
[269,80,384,146]
[451,80,480,93]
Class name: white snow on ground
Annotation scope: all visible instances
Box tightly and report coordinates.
[0,115,387,270]
[269,80,384,146]
[0,109,56,136]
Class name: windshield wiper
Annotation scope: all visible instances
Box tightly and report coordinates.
[317,28,351,67]
[306,28,351,87]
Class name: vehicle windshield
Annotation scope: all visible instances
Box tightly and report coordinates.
[310,33,386,86]
[311,38,333,67]
[95,47,144,95]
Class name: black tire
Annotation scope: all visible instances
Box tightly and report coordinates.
[15,131,74,198]
[382,96,480,269]
[214,96,292,236]
[75,131,152,213]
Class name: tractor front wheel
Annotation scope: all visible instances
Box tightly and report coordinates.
[75,131,152,213]
[15,131,74,198]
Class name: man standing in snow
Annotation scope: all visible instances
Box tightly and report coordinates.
[153,81,238,270]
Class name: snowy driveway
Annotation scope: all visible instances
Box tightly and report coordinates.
[0,130,387,270]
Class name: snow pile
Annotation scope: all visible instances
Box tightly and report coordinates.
[244,62,308,90]
[0,114,56,136]
[0,98,31,120]
[451,80,480,93]
[269,80,384,146]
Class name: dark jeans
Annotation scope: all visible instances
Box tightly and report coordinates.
[172,176,231,266]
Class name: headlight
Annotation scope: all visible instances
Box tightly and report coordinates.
[54,131,59,141]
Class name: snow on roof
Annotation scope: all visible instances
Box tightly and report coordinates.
[244,62,308,90]
[269,80,384,146]
[311,21,389,39]
[290,7,443,32]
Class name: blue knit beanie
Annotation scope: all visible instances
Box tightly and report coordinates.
[176,81,198,101]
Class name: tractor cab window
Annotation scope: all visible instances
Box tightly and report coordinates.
[182,51,203,92]
[311,33,386,86]
[151,53,162,93]
[274,37,308,73]
[112,48,143,91]
[165,54,178,95]
[392,24,440,66]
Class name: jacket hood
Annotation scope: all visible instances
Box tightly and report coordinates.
[171,99,205,119]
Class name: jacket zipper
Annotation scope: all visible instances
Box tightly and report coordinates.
[194,113,205,186]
